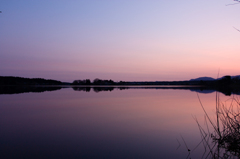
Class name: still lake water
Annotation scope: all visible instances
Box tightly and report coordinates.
[0,87,237,158]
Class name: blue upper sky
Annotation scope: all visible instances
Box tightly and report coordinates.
[0,0,239,82]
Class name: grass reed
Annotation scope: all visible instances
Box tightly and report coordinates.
[195,93,240,158]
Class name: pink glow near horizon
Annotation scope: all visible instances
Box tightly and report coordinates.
[0,0,239,82]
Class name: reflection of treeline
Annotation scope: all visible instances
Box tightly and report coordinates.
[0,86,62,94]
[200,76,240,95]
[72,87,126,93]
[0,76,63,85]
[71,86,216,94]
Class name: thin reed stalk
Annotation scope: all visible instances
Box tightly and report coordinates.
[196,93,240,158]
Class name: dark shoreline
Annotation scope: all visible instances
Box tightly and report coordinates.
[1,76,240,95]
[1,85,240,96]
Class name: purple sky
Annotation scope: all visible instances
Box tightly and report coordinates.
[0,0,240,82]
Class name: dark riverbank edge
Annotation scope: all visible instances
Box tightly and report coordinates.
[1,85,240,96]
[1,76,240,95]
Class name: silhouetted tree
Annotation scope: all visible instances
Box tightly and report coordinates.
[220,75,232,85]
[92,78,116,85]
[232,76,240,84]
[72,79,91,85]
[85,79,91,85]
[93,78,101,84]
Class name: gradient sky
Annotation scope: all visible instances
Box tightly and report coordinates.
[0,0,240,82]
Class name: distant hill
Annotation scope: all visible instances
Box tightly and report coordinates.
[189,77,216,81]
[190,75,240,82]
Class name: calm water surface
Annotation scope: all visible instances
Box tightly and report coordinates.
[0,87,236,158]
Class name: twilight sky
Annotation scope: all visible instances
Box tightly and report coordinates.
[0,0,240,82]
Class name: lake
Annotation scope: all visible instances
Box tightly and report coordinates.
[0,86,238,159]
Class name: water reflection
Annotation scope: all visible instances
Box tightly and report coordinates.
[0,88,239,158]
[72,86,218,94]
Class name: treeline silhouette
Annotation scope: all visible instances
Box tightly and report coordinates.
[72,78,116,85]
[71,78,198,85]
[72,76,240,87]
[2,75,239,87]
[0,76,65,94]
